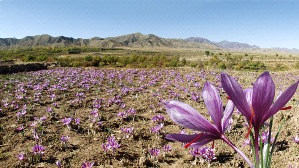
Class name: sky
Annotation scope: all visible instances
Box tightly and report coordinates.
[0,0,299,48]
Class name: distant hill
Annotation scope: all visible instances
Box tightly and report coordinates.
[1,33,298,54]
[214,40,260,50]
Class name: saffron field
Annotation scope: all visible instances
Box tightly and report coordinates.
[0,67,298,167]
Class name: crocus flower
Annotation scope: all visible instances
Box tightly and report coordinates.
[149,148,160,157]
[190,148,201,157]
[81,161,94,168]
[200,146,216,162]
[165,82,253,167]
[56,160,62,167]
[75,118,81,125]
[32,144,45,155]
[61,135,70,143]
[17,153,25,161]
[16,125,24,131]
[162,144,172,152]
[62,117,72,126]
[165,82,234,149]
[294,135,299,144]
[221,71,299,132]
[221,71,298,165]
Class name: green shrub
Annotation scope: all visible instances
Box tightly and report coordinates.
[84,55,93,62]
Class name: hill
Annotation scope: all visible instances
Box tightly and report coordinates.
[1,33,298,54]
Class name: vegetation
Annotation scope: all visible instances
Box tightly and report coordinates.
[0,46,298,71]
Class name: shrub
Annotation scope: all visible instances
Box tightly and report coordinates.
[84,55,93,62]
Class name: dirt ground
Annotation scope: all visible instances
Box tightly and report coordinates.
[0,67,298,168]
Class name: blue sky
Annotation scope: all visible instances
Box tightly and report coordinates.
[0,0,298,48]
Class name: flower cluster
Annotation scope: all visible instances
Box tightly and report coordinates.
[120,127,134,138]
[190,146,216,162]
[151,114,165,123]
[101,136,121,153]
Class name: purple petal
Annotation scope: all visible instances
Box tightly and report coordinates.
[165,133,218,148]
[165,101,219,134]
[221,73,251,120]
[252,72,275,126]
[222,100,234,133]
[202,82,223,132]
[244,88,253,105]
[262,80,299,123]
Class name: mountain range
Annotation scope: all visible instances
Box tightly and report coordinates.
[0,33,298,54]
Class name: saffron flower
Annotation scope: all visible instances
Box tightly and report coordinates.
[162,144,172,153]
[62,117,72,126]
[17,153,25,161]
[149,148,160,157]
[56,160,62,167]
[165,82,253,167]
[32,144,45,155]
[294,135,299,144]
[221,71,299,166]
[221,71,299,132]
[165,82,234,149]
[61,135,70,143]
[81,161,94,168]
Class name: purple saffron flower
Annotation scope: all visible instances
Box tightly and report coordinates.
[151,123,164,133]
[149,148,160,157]
[56,160,62,167]
[17,153,25,161]
[243,139,251,146]
[75,118,81,125]
[152,114,165,123]
[121,127,134,138]
[163,144,172,152]
[200,146,216,162]
[40,116,47,122]
[221,71,299,132]
[102,136,121,153]
[32,144,45,155]
[165,82,234,149]
[33,129,39,141]
[16,125,24,131]
[294,135,299,143]
[62,117,72,125]
[221,71,298,165]
[81,161,94,168]
[61,135,70,143]
[190,148,202,157]
[47,107,52,113]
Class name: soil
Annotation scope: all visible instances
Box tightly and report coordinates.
[0,67,298,168]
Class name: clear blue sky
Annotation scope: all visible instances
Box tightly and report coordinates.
[0,0,298,48]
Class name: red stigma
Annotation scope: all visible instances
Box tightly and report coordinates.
[245,106,255,138]
[184,133,203,148]
[226,96,230,100]
[245,117,253,138]
[280,106,292,110]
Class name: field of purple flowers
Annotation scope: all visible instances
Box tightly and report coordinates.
[0,67,298,168]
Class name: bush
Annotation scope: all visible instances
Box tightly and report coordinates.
[68,48,82,54]
[84,55,93,62]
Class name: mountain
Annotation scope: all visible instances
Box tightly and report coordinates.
[214,40,260,50]
[271,47,299,54]
[184,37,214,45]
[0,33,219,50]
[0,33,298,54]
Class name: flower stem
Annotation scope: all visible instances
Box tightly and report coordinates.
[221,135,253,168]
[254,128,260,167]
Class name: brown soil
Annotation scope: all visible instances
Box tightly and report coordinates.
[0,68,298,168]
